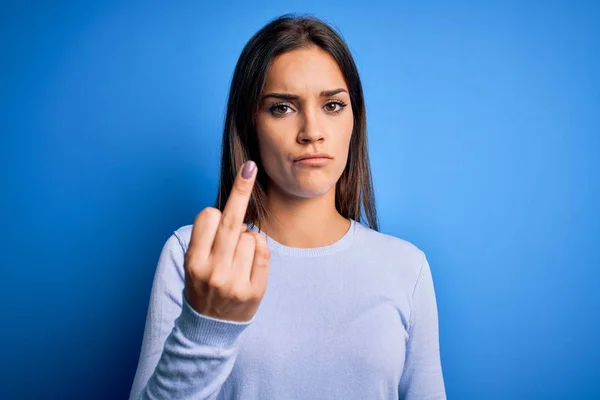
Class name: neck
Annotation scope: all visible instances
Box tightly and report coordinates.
[256,185,351,249]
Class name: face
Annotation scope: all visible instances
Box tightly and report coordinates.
[255,45,354,199]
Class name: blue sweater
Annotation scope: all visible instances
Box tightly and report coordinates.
[129,219,446,399]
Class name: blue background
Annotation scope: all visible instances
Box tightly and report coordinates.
[1,1,598,398]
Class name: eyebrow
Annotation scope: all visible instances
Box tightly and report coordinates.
[261,88,348,101]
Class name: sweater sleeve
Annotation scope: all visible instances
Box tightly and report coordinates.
[129,232,253,400]
[398,254,447,399]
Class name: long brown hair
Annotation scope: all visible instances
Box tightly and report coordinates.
[215,14,379,231]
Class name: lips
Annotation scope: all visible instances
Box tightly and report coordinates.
[294,154,332,166]
[294,153,333,161]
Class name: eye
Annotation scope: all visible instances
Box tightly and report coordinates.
[269,103,294,116]
[323,100,347,114]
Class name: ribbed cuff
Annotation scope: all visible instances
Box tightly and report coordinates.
[177,289,254,348]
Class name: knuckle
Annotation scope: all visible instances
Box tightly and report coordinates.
[184,250,198,271]
[208,273,229,290]
[196,207,221,224]
[256,256,269,269]
[232,182,252,197]
[229,287,250,303]
[250,286,266,300]
[220,214,238,231]
[252,235,269,256]
[185,256,208,278]
[255,248,270,268]
[262,247,271,262]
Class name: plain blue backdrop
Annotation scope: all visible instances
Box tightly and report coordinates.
[1,1,599,399]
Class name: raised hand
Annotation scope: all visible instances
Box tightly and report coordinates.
[184,161,271,322]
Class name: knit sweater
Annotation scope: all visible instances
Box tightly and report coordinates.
[129,219,446,399]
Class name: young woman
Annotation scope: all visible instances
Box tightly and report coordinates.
[130,14,446,400]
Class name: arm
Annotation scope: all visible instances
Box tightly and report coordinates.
[129,232,253,400]
[398,254,447,399]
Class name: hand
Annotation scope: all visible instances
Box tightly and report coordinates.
[184,161,271,323]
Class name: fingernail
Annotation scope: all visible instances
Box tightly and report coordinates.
[242,160,256,179]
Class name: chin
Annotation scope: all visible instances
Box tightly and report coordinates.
[287,179,337,199]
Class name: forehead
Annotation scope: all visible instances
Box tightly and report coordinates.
[263,46,348,93]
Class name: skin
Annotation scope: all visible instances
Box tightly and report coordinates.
[186,163,269,322]
[254,45,354,248]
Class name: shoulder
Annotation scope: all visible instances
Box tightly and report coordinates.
[353,221,428,282]
[354,221,425,264]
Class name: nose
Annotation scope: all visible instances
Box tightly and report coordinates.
[297,107,325,144]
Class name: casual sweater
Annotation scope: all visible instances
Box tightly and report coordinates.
[129,218,446,399]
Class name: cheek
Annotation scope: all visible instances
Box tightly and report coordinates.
[257,131,282,161]
[256,127,289,178]
[336,116,354,162]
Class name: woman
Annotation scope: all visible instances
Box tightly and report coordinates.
[130,14,446,400]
